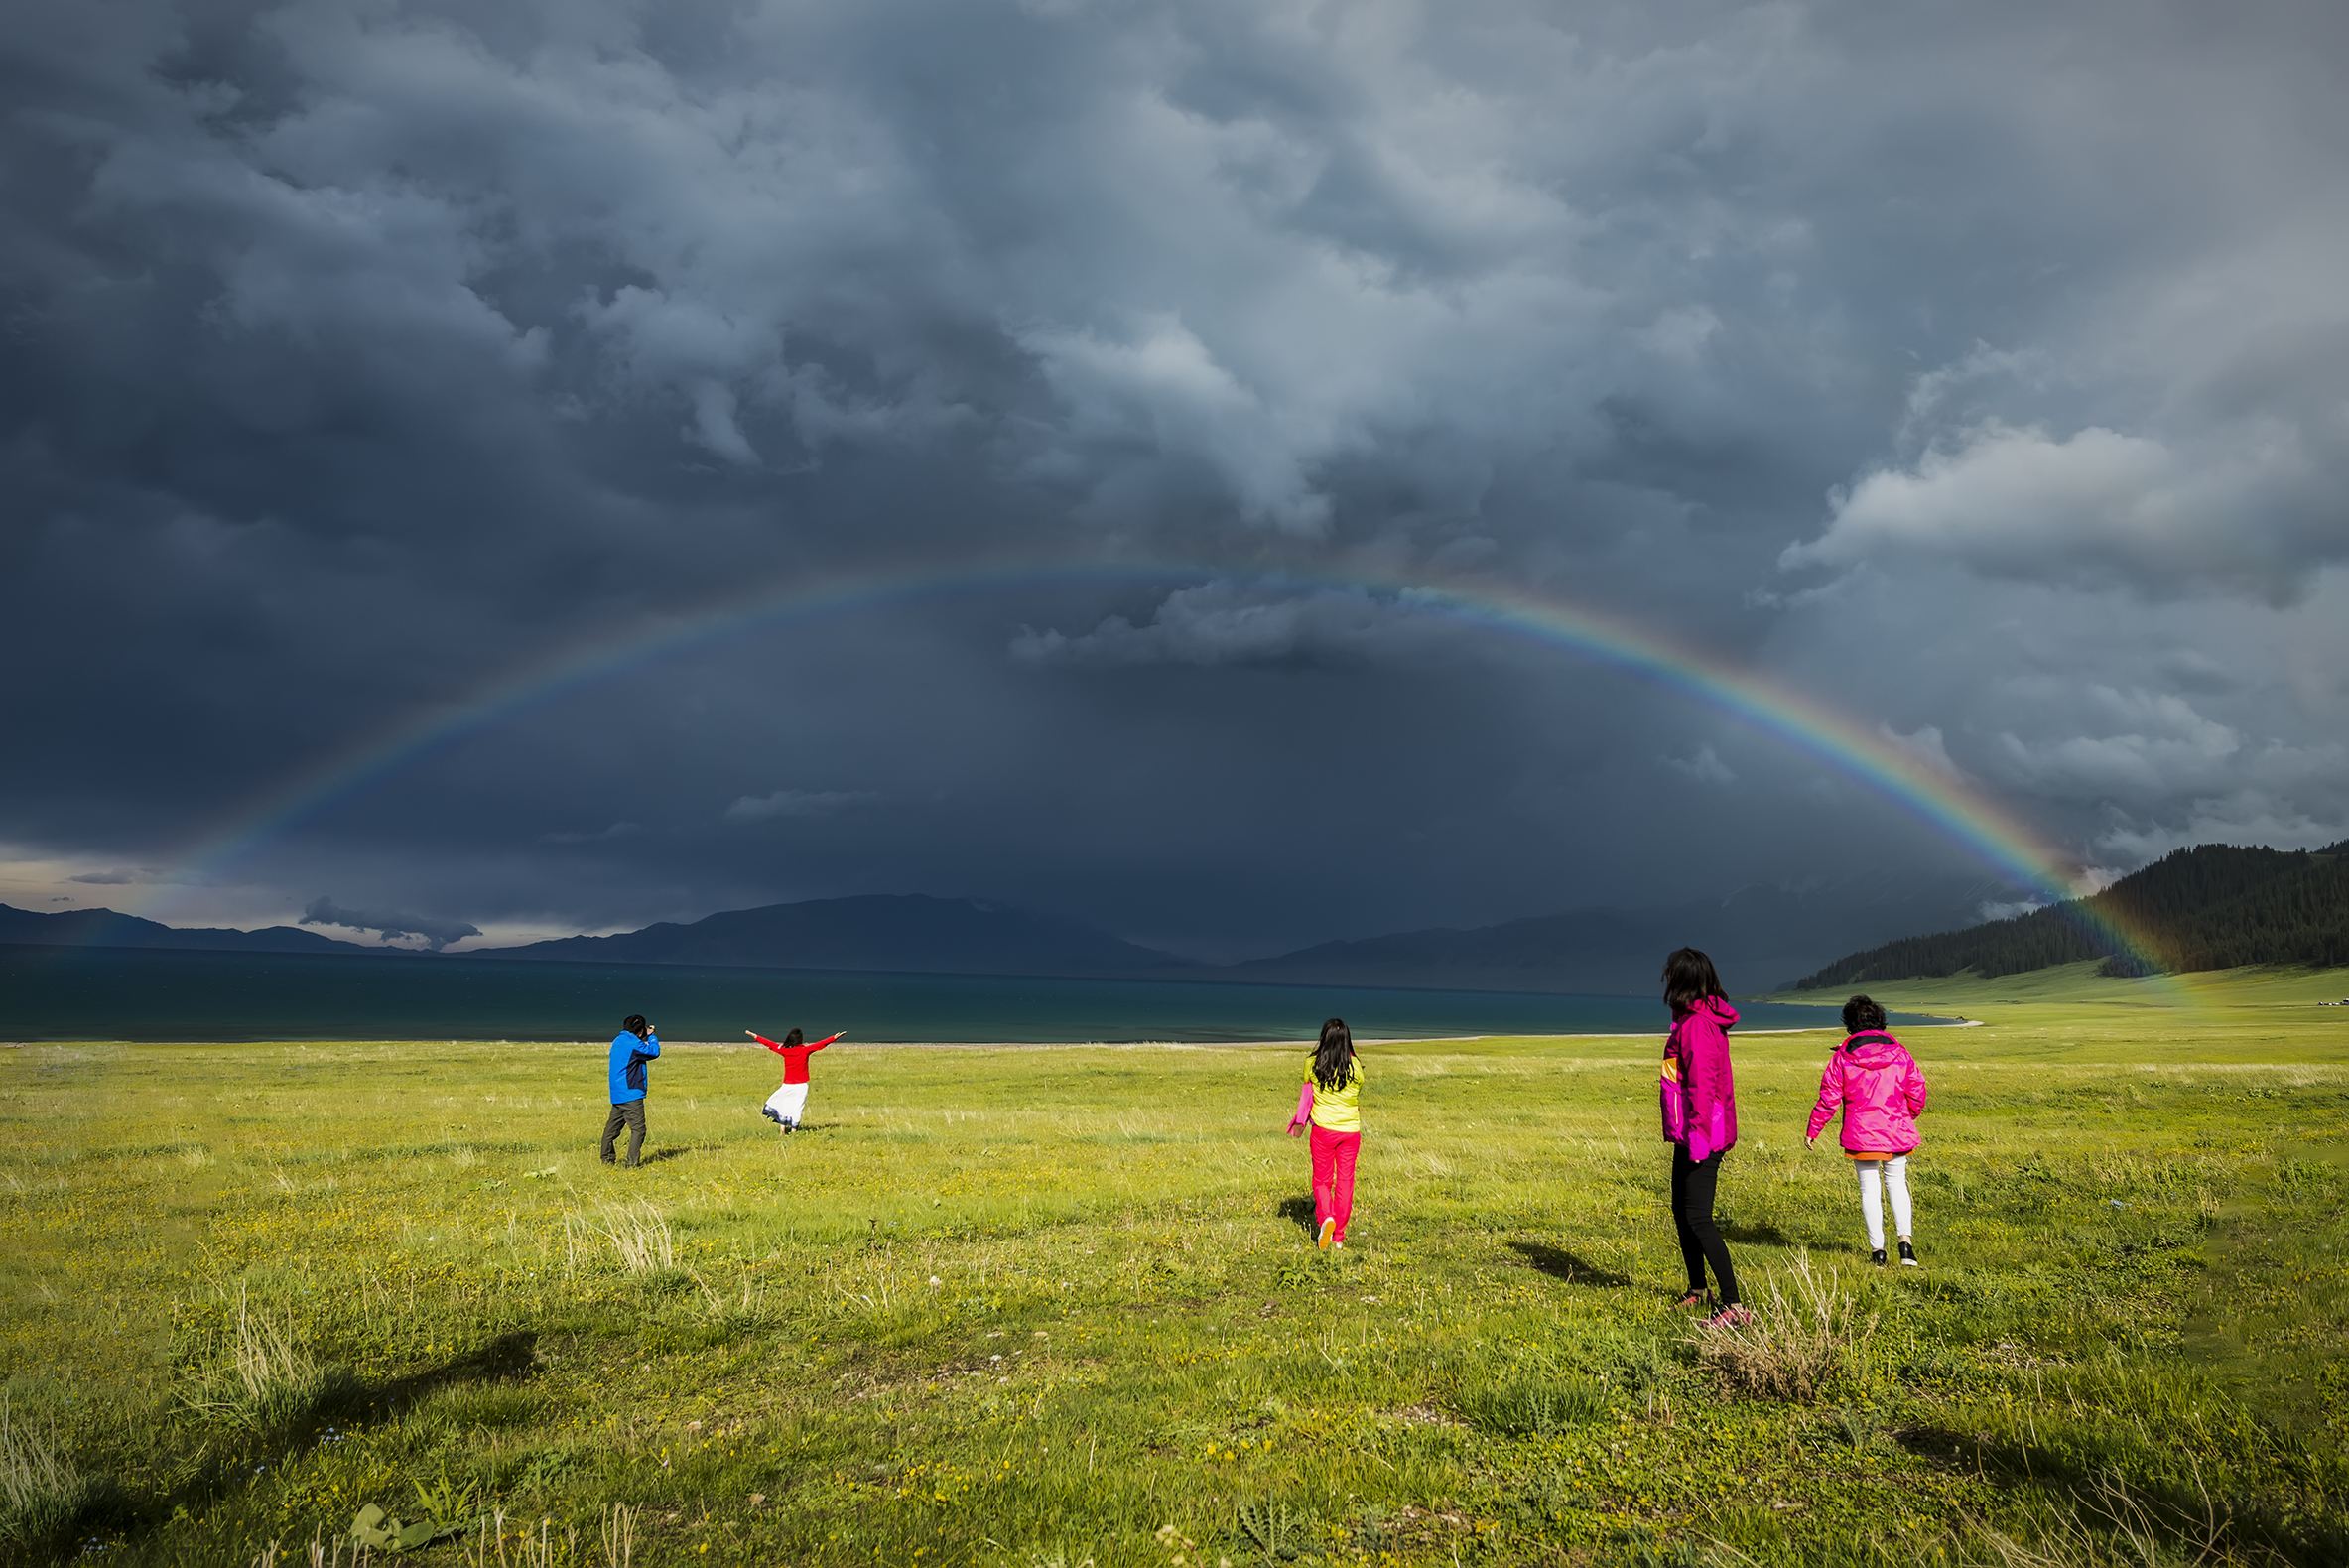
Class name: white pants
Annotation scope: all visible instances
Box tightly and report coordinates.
[1856,1156,1912,1250]
[764,1083,809,1128]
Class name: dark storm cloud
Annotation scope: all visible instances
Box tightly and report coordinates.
[1009,583,1467,669]
[538,822,643,847]
[4,0,2346,957]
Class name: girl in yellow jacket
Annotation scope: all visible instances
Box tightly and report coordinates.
[1286,1017,1362,1249]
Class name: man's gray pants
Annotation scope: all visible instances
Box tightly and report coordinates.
[599,1100,646,1167]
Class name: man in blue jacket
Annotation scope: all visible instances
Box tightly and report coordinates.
[600,1014,661,1167]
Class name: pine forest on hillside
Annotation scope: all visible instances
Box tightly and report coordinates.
[1794,841,2349,988]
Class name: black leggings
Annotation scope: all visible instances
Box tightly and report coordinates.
[1671,1147,1740,1305]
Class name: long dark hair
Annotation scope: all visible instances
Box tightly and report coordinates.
[1660,948,1727,1014]
[783,1027,804,1048]
[1312,1017,1356,1092]
[1841,995,1887,1034]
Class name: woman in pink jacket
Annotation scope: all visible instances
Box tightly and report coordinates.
[1660,947,1747,1326]
[1806,995,1929,1267]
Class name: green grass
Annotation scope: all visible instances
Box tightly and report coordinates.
[1773,959,2349,1016]
[4,987,2346,1565]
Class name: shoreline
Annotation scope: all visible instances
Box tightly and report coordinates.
[1,1022,1953,1051]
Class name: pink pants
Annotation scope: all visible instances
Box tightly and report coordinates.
[1309,1125,1362,1241]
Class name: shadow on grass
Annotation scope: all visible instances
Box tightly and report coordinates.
[348,1330,540,1411]
[630,1144,721,1165]
[1718,1218,1796,1246]
[1507,1241,1634,1289]
[44,1333,543,1568]
[1275,1196,1317,1237]
[1892,1424,2347,1568]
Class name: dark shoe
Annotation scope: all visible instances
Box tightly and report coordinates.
[1898,1240,1919,1268]
[1870,1248,1887,1267]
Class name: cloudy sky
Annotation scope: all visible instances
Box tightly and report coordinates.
[4,0,2344,960]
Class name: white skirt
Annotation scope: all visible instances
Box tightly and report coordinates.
[763,1082,810,1126]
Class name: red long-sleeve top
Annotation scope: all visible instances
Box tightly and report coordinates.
[750,1031,841,1086]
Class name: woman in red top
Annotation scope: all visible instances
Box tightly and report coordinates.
[746,1027,843,1133]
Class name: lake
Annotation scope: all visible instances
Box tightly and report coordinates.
[0,945,1897,1042]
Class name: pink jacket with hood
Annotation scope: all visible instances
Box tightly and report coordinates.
[1806,1030,1928,1154]
[1660,996,1739,1162]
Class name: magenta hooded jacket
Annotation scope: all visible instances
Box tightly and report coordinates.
[1660,996,1739,1162]
[1806,1030,1928,1155]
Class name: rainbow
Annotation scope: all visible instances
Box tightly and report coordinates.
[150,553,2172,982]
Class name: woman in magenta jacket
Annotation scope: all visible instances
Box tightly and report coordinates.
[1659,947,1747,1326]
[1806,994,1929,1266]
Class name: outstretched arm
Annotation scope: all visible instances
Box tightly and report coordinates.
[747,1030,788,1057]
[807,1032,842,1054]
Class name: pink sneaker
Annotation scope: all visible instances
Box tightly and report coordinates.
[1704,1303,1753,1329]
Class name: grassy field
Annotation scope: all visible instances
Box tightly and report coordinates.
[1771,960,2349,1016]
[4,972,2346,1566]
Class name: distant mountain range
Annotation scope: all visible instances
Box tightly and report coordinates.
[21,845,2339,992]
[4,875,2002,993]
[471,893,1189,979]
[1229,880,1997,994]
[0,902,375,956]
[1794,840,2349,988]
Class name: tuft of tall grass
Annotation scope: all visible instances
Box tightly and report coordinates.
[0,1397,98,1548]
[565,1201,675,1274]
[184,1287,347,1432]
[1694,1251,1877,1403]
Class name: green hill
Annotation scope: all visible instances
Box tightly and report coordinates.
[1793,839,2349,989]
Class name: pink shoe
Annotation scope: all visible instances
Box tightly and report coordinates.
[1673,1289,1710,1311]
[1704,1303,1753,1329]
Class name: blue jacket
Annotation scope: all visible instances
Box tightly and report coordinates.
[608,1030,661,1104]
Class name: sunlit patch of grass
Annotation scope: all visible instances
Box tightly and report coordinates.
[1454,1374,1608,1436]
[457,1503,636,1568]
[2,994,2344,1565]
[564,1200,675,1274]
